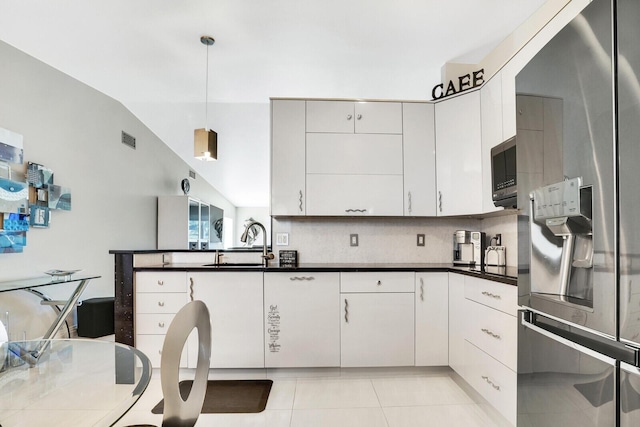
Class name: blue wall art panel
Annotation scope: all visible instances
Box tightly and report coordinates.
[0,178,28,213]
[0,230,26,253]
[3,213,29,231]
[48,185,71,211]
[27,162,54,188]
[0,142,23,164]
[28,205,50,228]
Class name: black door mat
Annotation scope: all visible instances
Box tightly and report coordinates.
[152,380,272,414]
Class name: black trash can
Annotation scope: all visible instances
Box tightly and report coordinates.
[77,297,115,338]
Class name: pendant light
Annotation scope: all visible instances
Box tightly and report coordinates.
[194,35,217,161]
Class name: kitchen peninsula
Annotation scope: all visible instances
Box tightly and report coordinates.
[112,248,518,423]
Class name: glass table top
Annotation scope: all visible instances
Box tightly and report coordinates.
[0,274,101,293]
[0,338,152,426]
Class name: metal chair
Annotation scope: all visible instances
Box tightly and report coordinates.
[129,300,211,427]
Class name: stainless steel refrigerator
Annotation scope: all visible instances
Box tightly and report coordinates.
[516,0,640,425]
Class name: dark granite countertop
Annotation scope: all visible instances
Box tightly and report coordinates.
[128,261,517,286]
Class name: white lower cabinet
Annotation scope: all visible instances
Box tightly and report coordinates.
[264,272,340,368]
[340,272,415,367]
[341,291,415,367]
[187,272,264,368]
[448,273,466,375]
[465,340,517,425]
[449,274,518,426]
[415,272,448,366]
[135,271,188,368]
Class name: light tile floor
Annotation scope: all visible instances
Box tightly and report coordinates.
[114,367,512,427]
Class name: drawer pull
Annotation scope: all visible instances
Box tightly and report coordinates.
[289,276,315,281]
[481,291,501,299]
[481,328,501,339]
[377,280,382,286]
[159,321,165,328]
[481,375,501,391]
[158,301,165,307]
[157,280,164,286]
[345,208,367,213]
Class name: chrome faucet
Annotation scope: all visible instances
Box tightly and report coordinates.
[240,221,274,266]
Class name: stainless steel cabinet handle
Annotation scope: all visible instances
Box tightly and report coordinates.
[157,280,164,286]
[289,276,315,281]
[356,114,362,120]
[158,301,165,307]
[347,114,353,120]
[345,208,367,213]
[189,277,194,301]
[481,328,501,339]
[481,375,501,391]
[438,191,442,212]
[420,277,424,301]
[481,291,501,299]
[344,299,349,323]
[408,191,412,213]
[299,190,303,212]
[159,321,165,328]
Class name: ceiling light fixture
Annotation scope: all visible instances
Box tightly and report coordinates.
[194,35,217,161]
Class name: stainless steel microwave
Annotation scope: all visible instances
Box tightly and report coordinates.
[491,136,517,208]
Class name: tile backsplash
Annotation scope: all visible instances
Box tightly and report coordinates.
[272,213,518,266]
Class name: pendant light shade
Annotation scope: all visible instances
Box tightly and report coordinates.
[195,35,217,161]
[194,128,217,160]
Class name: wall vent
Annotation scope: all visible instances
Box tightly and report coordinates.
[189,170,196,179]
[121,131,136,149]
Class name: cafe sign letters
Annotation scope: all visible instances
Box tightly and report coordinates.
[432,68,485,100]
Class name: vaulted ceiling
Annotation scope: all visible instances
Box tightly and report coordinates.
[0,0,546,207]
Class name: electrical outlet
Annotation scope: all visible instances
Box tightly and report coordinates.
[417,234,425,246]
[276,233,289,246]
[350,234,359,247]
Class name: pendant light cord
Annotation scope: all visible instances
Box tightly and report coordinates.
[205,44,209,131]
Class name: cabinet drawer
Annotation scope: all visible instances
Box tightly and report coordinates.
[136,293,187,314]
[136,272,187,293]
[341,272,415,293]
[464,276,517,316]
[464,340,516,426]
[306,133,403,175]
[136,313,177,335]
[136,334,188,368]
[465,299,517,371]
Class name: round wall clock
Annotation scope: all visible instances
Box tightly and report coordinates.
[181,178,190,195]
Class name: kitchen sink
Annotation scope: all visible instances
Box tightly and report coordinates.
[202,263,264,267]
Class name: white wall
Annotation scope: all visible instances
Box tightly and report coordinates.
[0,41,236,303]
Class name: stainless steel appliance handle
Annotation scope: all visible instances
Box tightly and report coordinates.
[521,312,617,365]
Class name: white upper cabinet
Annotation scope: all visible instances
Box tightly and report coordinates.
[403,103,436,216]
[480,72,505,214]
[435,91,483,216]
[306,133,403,175]
[306,100,402,134]
[271,99,306,216]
